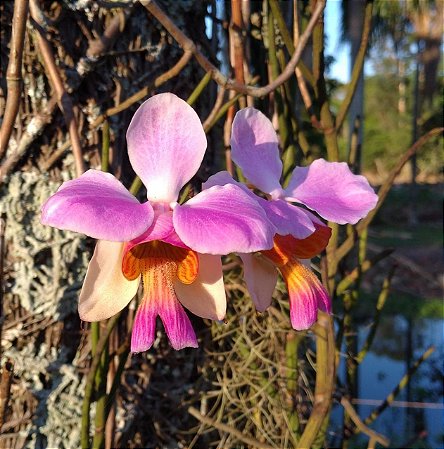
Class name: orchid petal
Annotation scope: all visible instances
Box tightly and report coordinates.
[174,254,226,320]
[173,184,275,255]
[281,257,331,330]
[258,198,316,239]
[231,108,282,194]
[202,171,247,192]
[240,253,278,312]
[126,93,207,203]
[131,258,198,352]
[79,241,140,322]
[131,295,198,352]
[284,159,378,224]
[41,170,154,241]
[272,224,332,260]
[124,211,187,259]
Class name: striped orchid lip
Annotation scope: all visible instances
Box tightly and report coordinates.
[41,93,277,352]
[202,106,378,330]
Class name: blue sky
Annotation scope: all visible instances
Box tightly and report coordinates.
[325,0,350,83]
[206,0,353,83]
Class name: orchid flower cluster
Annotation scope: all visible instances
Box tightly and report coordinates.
[41,93,378,353]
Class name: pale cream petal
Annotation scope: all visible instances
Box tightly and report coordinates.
[79,240,140,321]
[240,253,278,312]
[174,254,226,320]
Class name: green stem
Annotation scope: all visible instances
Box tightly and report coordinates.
[105,344,130,422]
[129,176,142,196]
[297,313,335,448]
[81,315,120,449]
[335,249,393,296]
[187,71,212,106]
[285,333,303,440]
[335,0,373,130]
[203,93,243,133]
[101,120,110,172]
[356,266,395,364]
[358,346,435,430]
[268,0,315,86]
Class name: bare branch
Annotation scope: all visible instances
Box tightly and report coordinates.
[30,0,85,176]
[0,0,29,159]
[90,50,193,128]
[140,0,326,97]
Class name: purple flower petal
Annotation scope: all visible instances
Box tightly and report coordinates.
[284,159,378,224]
[258,198,316,239]
[173,184,276,255]
[126,93,207,203]
[124,210,187,258]
[231,108,283,195]
[240,253,278,312]
[204,172,315,239]
[41,170,154,241]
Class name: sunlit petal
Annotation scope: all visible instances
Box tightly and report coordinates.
[41,170,153,241]
[231,108,283,194]
[280,257,331,330]
[284,159,378,224]
[173,184,276,255]
[79,241,140,321]
[240,253,278,312]
[174,254,226,320]
[258,198,315,239]
[126,93,207,203]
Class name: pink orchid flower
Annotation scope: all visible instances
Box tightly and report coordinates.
[204,107,378,330]
[41,94,275,352]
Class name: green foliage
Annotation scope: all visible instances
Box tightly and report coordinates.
[362,72,443,176]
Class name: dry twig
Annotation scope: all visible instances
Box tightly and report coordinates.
[140,0,326,97]
[0,0,29,158]
[340,397,389,447]
[30,0,85,176]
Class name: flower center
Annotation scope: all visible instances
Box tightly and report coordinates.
[121,240,198,284]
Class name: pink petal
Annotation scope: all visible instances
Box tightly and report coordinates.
[124,210,187,259]
[240,253,278,312]
[131,293,198,352]
[202,171,247,192]
[126,93,207,203]
[79,241,140,321]
[231,108,282,195]
[174,254,226,320]
[41,170,154,241]
[281,257,331,330]
[204,173,315,240]
[173,184,276,255]
[284,159,378,224]
[131,258,198,352]
[130,299,157,353]
[258,198,316,239]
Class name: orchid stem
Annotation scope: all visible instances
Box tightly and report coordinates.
[101,120,110,172]
[81,314,121,449]
[129,176,142,195]
[187,71,212,106]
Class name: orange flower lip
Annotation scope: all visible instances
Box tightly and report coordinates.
[122,240,199,284]
[262,224,332,266]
